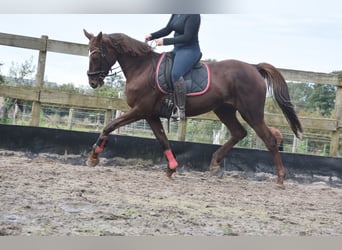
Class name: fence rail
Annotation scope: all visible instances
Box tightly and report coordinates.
[0,32,341,156]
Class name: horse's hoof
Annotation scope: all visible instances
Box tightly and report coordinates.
[276,175,286,189]
[165,168,176,179]
[276,181,285,190]
[209,165,220,177]
[87,155,99,167]
[217,171,224,179]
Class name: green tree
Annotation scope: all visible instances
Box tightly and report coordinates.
[186,119,222,143]
[306,84,336,117]
[0,63,4,84]
[105,73,125,90]
[287,81,336,117]
[93,73,126,98]
[287,82,314,112]
[8,56,35,84]
[1,57,36,123]
[1,63,7,123]
[57,83,83,94]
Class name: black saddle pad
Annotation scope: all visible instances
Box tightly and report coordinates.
[155,52,210,96]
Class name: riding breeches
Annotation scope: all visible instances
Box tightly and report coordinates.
[171,43,202,83]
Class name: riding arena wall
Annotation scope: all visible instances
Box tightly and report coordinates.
[0,124,341,185]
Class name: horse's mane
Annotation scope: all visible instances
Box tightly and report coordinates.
[106,33,152,56]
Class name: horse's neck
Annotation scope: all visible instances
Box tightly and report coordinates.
[117,52,158,82]
[116,55,137,81]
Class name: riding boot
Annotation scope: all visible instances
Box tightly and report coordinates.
[173,77,186,120]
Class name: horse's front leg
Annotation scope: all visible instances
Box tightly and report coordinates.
[86,134,108,167]
[146,116,178,178]
[87,109,142,167]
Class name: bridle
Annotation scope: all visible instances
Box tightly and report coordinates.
[87,39,156,84]
[87,40,118,80]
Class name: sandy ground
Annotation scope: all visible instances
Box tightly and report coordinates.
[0,149,341,236]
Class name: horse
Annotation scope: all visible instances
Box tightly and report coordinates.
[83,29,302,189]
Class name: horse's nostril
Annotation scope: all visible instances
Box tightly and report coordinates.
[90,82,97,89]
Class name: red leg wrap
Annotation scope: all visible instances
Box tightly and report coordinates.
[94,136,108,154]
[164,149,178,170]
[94,146,104,154]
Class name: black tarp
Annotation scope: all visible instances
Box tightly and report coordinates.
[0,124,341,184]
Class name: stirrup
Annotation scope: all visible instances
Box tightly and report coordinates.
[170,106,177,120]
[178,108,185,120]
[171,108,185,121]
[171,108,180,121]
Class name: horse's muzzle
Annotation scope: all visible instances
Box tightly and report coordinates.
[88,77,105,89]
[87,71,106,89]
[89,81,98,89]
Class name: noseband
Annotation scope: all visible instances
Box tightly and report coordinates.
[87,40,112,80]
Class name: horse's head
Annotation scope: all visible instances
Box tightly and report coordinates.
[84,29,117,89]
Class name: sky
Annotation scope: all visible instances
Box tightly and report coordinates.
[0,1,341,87]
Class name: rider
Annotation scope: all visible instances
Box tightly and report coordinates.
[145,14,202,120]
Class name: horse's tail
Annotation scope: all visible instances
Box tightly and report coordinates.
[255,63,303,139]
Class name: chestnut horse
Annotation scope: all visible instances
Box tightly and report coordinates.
[83,30,302,188]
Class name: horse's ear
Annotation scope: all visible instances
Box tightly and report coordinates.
[83,29,94,40]
[96,32,103,43]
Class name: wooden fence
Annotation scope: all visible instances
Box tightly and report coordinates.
[0,32,341,156]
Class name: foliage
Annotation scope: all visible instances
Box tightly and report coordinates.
[47,82,86,95]
[306,84,336,116]
[186,119,221,143]
[93,74,126,98]
[0,63,4,84]
[44,73,126,98]
[285,82,336,117]
[93,84,119,98]
[287,82,313,111]
[1,58,36,123]
[8,56,35,84]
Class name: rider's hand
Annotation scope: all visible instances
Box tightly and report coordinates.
[155,38,164,46]
[145,34,152,42]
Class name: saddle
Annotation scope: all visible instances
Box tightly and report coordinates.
[155,52,210,96]
[155,52,211,119]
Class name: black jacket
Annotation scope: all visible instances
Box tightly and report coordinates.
[151,14,201,47]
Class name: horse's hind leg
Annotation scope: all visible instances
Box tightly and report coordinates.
[250,122,286,188]
[210,104,247,175]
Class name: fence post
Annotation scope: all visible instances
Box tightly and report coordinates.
[104,110,112,127]
[31,35,48,127]
[12,103,19,125]
[177,119,187,141]
[67,108,74,130]
[292,135,298,153]
[329,74,342,156]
